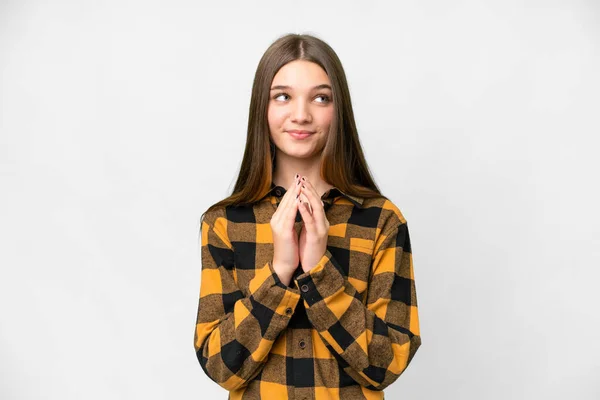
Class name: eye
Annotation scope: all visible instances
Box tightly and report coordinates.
[273,93,289,101]
[315,94,331,104]
[271,92,331,104]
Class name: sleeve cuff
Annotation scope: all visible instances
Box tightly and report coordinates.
[293,249,345,307]
[247,260,301,317]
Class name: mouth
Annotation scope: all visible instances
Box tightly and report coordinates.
[287,130,315,139]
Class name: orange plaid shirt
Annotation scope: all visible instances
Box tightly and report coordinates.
[194,183,421,399]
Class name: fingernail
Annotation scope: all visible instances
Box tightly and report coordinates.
[295,174,299,179]
[301,177,306,181]
[296,193,299,198]
[297,180,300,185]
[302,185,305,188]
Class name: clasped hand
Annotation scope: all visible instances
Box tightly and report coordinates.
[270,175,330,279]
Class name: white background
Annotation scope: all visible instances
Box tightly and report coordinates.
[1,1,599,399]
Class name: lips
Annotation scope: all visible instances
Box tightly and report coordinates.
[287,130,314,139]
[287,130,315,135]
[288,131,312,140]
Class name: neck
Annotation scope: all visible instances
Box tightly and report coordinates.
[272,151,333,197]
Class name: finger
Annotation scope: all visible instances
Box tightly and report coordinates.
[300,177,321,206]
[277,175,299,214]
[275,176,300,225]
[298,191,311,215]
[298,186,317,230]
[297,195,315,226]
[299,179,324,224]
[281,177,302,229]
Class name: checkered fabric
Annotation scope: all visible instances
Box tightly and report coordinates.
[194,182,421,399]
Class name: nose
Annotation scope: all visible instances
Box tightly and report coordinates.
[291,99,311,123]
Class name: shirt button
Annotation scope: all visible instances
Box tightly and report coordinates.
[299,339,306,349]
[285,307,293,315]
[300,284,309,292]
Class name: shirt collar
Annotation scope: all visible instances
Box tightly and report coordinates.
[266,182,364,208]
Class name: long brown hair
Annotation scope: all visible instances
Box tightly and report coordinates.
[200,33,383,226]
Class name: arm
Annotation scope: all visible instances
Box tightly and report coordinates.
[193,214,301,391]
[293,219,421,391]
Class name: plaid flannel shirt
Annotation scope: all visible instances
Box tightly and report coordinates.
[194,182,421,399]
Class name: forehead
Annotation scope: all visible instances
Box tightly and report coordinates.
[271,60,331,88]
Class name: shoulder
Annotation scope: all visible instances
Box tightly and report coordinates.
[201,206,229,234]
[361,195,408,234]
[202,201,264,235]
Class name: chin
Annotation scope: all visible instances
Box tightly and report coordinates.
[281,149,316,159]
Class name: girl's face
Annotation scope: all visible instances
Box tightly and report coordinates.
[267,60,334,160]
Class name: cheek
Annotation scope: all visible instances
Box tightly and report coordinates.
[267,107,285,129]
[318,108,334,130]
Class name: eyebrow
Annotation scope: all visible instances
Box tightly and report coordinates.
[270,84,332,91]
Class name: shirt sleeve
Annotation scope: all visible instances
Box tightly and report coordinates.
[193,214,302,391]
[293,220,422,391]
